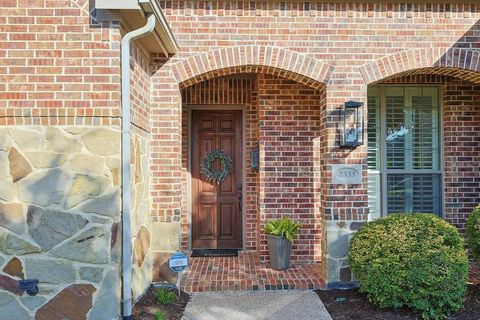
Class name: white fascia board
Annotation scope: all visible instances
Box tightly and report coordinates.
[95,0,139,10]
[140,0,179,53]
[95,0,179,55]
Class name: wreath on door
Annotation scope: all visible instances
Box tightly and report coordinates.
[200,150,233,185]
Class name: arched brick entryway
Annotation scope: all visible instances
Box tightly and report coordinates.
[150,46,334,221]
[170,45,334,89]
[150,46,333,287]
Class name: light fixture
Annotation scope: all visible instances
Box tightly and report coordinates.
[340,100,364,147]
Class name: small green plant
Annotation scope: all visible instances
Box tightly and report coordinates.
[264,217,301,241]
[155,288,176,305]
[154,310,167,320]
[349,213,468,320]
[466,205,480,264]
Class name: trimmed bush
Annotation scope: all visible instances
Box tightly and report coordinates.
[349,213,468,320]
[466,205,480,264]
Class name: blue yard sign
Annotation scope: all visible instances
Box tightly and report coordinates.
[168,252,188,272]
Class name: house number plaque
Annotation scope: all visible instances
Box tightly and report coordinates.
[331,164,362,184]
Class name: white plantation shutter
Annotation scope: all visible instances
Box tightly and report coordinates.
[368,86,442,217]
[387,174,441,214]
[367,87,382,219]
[367,87,381,170]
[385,87,406,170]
[411,87,440,171]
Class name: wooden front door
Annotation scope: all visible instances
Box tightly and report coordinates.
[191,110,243,249]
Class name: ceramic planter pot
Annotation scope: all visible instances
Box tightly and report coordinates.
[266,234,292,270]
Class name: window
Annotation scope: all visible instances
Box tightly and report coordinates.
[367,86,442,218]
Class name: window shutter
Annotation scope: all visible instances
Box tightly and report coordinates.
[412,174,440,214]
[367,87,381,170]
[387,174,440,214]
[385,89,405,169]
[411,91,439,170]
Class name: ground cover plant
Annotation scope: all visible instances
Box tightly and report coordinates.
[132,286,189,320]
[154,310,167,320]
[155,288,177,305]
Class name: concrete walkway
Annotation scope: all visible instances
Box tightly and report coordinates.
[182,290,332,320]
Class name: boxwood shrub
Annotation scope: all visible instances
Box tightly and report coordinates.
[466,205,480,263]
[349,213,468,320]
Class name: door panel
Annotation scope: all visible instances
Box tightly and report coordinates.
[191,110,243,249]
[198,203,215,239]
[219,203,234,239]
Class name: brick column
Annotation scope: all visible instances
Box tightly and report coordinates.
[322,68,369,285]
[150,68,182,222]
[150,66,183,282]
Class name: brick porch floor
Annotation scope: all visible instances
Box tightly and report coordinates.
[181,251,326,293]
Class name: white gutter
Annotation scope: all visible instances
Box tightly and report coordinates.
[121,13,156,320]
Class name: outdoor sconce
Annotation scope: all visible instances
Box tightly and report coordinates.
[339,100,364,147]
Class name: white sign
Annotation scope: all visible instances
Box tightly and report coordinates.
[332,164,362,184]
[168,252,188,272]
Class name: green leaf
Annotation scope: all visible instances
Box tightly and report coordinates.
[264,217,301,241]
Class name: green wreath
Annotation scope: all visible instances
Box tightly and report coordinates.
[200,150,233,185]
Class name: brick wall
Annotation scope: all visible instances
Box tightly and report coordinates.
[179,74,325,263]
[257,74,324,263]
[130,44,152,132]
[2,0,480,285]
[155,1,480,224]
[162,1,478,64]
[444,80,480,231]
[0,0,122,126]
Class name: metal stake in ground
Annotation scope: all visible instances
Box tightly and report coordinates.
[168,252,189,297]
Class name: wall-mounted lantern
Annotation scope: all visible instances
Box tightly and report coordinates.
[340,100,364,147]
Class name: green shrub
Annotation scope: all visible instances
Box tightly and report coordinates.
[155,288,176,305]
[264,217,301,241]
[466,205,480,264]
[349,213,468,320]
[154,310,167,320]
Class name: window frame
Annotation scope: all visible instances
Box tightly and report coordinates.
[368,84,445,219]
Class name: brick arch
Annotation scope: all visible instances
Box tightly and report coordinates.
[168,46,334,90]
[360,48,480,84]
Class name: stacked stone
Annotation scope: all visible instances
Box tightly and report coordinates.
[0,127,121,319]
[130,131,153,302]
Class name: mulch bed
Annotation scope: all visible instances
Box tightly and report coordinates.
[132,286,190,320]
[316,285,480,320]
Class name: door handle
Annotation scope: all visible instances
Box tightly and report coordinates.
[236,183,242,211]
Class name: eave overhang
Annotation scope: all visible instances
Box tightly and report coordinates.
[95,0,179,56]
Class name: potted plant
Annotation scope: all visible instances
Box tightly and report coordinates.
[264,217,301,270]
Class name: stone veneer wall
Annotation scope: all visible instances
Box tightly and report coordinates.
[0,126,122,319]
[130,129,153,301]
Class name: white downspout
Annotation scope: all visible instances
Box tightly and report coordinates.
[121,14,156,320]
